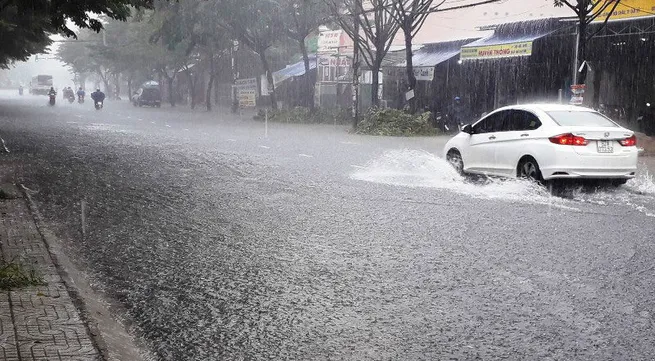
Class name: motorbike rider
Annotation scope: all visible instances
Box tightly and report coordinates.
[91,88,105,105]
[48,87,57,97]
[448,96,470,133]
[77,87,85,99]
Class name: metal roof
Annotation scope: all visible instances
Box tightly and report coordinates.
[389,39,479,68]
[462,18,567,49]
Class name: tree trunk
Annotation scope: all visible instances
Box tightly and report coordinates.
[206,74,214,112]
[127,78,132,100]
[352,17,360,128]
[186,70,196,109]
[299,39,315,111]
[259,50,278,110]
[371,65,380,108]
[404,27,417,113]
[166,75,175,107]
[114,73,121,100]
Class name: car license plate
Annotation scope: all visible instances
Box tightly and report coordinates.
[597,140,614,153]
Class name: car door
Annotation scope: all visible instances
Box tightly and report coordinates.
[465,111,506,174]
[493,110,543,176]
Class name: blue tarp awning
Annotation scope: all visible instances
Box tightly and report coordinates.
[274,55,317,84]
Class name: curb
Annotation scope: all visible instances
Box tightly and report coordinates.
[18,183,111,361]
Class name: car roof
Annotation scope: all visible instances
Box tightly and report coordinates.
[499,104,598,113]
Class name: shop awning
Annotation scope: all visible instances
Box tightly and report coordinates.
[461,18,565,60]
[385,39,478,81]
[273,55,317,85]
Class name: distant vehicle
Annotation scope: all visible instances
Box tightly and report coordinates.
[29,75,53,95]
[95,101,103,110]
[18,85,23,95]
[48,92,56,106]
[444,104,638,186]
[132,82,162,107]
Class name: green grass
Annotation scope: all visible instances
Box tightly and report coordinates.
[0,260,46,290]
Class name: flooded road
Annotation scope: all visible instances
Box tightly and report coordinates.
[1,92,655,360]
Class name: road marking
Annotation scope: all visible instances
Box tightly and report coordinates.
[138,118,143,121]
[299,154,313,158]
[259,145,271,149]
[340,141,360,145]
[227,139,236,142]
[66,121,78,124]
[165,125,171,128]
[350,165,365,169]
[183,128,189,131]
[75,115,82,118]
[0,137,9,153]
[150,121,155,124]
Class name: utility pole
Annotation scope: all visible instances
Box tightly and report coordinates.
[352,17,360,128]
[231,40,239,113]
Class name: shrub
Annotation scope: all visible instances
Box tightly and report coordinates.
[0,260,45,290]
[356,108,438,136]
[253,107,351,125]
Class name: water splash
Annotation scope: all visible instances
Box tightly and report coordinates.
[351,149,655,218]
[350,149,574,210]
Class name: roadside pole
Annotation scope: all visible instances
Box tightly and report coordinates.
[265,108,269,138]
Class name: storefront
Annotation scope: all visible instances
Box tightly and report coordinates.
[383,39,477,112]
[458,18,574,116]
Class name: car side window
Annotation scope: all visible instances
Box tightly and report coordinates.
[473,111,511,134]
[509,110,542,131]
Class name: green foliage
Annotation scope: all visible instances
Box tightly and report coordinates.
[356,108,438,136]
[254,107,351,125]
[0,0,154,68]
[0,260,45,290]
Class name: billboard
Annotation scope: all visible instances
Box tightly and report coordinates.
[593,0,655,22]
[460,41,533,60]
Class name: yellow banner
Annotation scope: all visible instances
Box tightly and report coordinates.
[593,0,655,22]
[460,41,533,60]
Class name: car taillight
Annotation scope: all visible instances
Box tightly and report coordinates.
[619,135,637,146]
[549,133,588,146]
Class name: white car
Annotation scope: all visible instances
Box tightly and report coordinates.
[443,104,638,185]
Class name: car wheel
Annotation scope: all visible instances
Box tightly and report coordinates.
[518,156,543,182]
[446,149,465,175]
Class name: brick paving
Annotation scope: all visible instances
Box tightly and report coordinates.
[0,188,101,361]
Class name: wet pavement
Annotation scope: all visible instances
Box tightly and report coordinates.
[1,91,655,360]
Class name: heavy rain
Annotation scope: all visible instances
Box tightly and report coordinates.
[1,0,655,360]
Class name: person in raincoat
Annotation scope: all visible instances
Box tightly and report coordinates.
[447,96,470,132]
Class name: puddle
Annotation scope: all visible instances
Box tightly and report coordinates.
[351,149,655,217]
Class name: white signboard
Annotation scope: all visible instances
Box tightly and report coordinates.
[234,78,257,108]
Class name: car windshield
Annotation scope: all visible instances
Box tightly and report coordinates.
[547,110,618,127]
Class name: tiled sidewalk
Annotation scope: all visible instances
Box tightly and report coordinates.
[0,186,101,361]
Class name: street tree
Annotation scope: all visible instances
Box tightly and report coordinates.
[220,0,286,110]
[326,0,401,108]
[0,0,154,68]
[552,0,622,85]
[283,0,331,111]
[388,0,501,112]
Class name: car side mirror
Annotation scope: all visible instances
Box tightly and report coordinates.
[461,124,473,135]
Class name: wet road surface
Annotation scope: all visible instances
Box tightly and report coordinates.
[1,92,655,360]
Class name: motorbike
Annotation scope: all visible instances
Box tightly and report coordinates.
[78,95,85,104]
[67,93,75,103]
[18,87,23,96]
[94,101,103,110]
[48,94,56,106]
